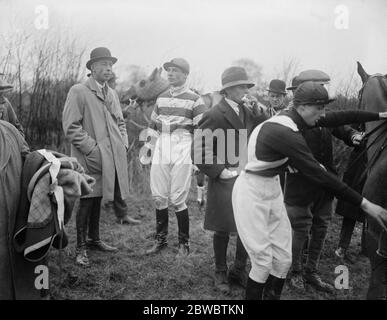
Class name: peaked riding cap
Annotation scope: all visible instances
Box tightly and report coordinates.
[163,58,190,74]
[294,81,335,105]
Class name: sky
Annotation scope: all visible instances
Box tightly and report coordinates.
[1,0,387,93]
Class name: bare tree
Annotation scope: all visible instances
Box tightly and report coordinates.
[274,57,301,85]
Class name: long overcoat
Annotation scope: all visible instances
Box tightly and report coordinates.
[0,120,40,300]
[62,77,129,201]
[192,98,267,232]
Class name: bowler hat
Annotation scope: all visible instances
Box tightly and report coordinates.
[267,79,286,95]
[86,47,117,70]
[163,58,190,74]
[0,78,13,92]
[220,66,255,93]
[294,81,335,106]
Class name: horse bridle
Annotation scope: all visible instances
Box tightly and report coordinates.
[346,75,387,187]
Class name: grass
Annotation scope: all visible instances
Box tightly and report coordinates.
[48,181,370,300]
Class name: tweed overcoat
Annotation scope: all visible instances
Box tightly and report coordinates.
[62,77,129,200]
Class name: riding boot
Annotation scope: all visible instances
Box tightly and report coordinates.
[176,209,189,256]
[88,203,101,242]
[87,198,118,252]
[245,277,265,300]
[75,199,91,266]
[263,274,286,300]
[228,236,248,288]
[146,208,169,254]
[213,232,230,294]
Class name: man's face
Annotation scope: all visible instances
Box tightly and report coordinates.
[225,84,250,104]
[298,104,326,126]
[268,92,285,109]
[91,59,113,84]
[166,67,187,87]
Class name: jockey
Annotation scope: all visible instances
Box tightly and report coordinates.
[232,81,387,300]
[146,58,206,257]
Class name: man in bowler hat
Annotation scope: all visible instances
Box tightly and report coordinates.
[63,47,130,266]
[266,79,287,117]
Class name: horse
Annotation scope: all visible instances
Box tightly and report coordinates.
[356,61,387,299]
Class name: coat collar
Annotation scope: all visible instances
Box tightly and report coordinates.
[84,77,107,102]
[218,97,244,130]
[280,106,309,131]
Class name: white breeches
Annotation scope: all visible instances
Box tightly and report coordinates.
[232,171,292,283]
[150,133,193,211]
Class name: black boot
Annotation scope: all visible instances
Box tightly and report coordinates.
[213,232,230,294]
[263,274,286,300]
[176,209,189,256]
[228,236,248,288]
[75,199,91,266]
[87,198,118,252]
[146,208,169,254]
[245,277,265,300]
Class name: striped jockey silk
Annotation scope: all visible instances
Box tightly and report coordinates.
[151,86,206,134]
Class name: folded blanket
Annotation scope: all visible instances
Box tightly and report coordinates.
[14,149,95,262]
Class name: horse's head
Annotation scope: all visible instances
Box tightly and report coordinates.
[357,61,370,84]
[356,62,387,114]
[120,67,170,105]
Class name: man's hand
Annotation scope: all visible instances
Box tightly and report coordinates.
[379,112,387,119]
[351,132,365,146]
[219,168,238,179]
[361,198,387,232]
[121,99,137,118]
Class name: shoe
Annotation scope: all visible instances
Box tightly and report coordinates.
[303,271,334,293]
[335,247,355,264]
[214,271,231,295]
[288,272,305,290]
[177,243,190,257]
[146,241,167,255]
[86,239,118,252]
[228,265,248,288]
[197,199,205,207]
[75,248,89,266]
[117,215,141,225]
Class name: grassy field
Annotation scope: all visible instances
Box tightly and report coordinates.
[48,180,370,300]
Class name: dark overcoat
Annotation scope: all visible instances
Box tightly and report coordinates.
[192,98,267,232]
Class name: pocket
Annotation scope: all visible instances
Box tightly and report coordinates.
[84,145,102,174]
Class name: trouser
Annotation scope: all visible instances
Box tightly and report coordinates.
[105,172,128,219]
[213,231,248,273]
[286,192,332,273]
[76,197,102,248]
[232,172,292,283]
[338,216,366,252]
[150,133,192,211]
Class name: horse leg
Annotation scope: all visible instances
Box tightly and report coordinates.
[366,230,387,300]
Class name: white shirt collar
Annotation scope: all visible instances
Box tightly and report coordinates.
[169,82,189,96]
[225,98,240,116]
[93,77,107,90]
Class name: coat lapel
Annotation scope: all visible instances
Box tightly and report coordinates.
[84,77,105,102]
[219,98,244,130]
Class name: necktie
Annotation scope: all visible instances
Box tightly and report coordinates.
[238,104,245,126]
